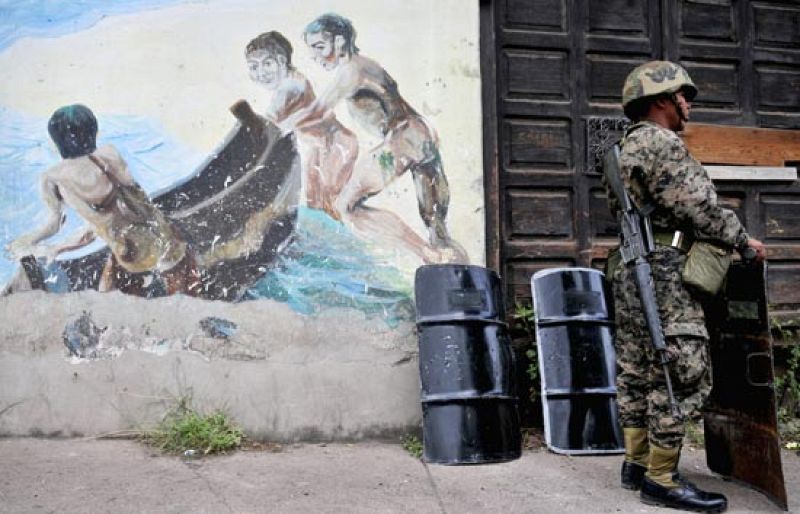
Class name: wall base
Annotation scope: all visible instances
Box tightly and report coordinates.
[0,291,421,441]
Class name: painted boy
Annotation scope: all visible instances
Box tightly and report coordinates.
[282,13,467,264]
[4,104,201,296]
[245,30,357,220]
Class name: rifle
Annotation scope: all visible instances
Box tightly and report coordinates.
[603,143,682,419]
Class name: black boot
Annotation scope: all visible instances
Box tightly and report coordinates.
[621,427,649,490]
[640,476,728,513]
[621,461,647,490]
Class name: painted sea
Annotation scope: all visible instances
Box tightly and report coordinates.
[0,0,186,52]
[0,106,414,326]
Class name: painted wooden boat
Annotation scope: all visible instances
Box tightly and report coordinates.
[8,100,301,301]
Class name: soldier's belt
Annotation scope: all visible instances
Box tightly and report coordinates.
[653,231,694,253]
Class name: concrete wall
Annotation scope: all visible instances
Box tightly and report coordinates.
[0,291,420,440]
[0,0,483,439]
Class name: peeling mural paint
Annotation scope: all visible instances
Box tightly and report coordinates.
[0,0,483,322]
[62,311,106,358]
[0,0,482,437]
[57,310,271,363]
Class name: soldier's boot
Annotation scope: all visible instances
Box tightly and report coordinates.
[621,427,648,490]
[640,444,727,513]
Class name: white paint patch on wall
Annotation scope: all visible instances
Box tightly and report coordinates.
[0,291,421,439]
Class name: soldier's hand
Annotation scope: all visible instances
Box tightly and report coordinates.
[742,238,766,263]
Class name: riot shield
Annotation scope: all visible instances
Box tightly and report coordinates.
[415,264,521,465]
[703,261,788,510]
[532,267,624,455]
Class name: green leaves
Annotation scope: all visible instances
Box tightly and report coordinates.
[401,434,423,459]
[145,398,244,456]
[512,301,540,393]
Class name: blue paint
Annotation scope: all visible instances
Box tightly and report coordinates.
[244,207,414,326]
[0,0,188,51]
[0,105,205,284]
[0,107,413,326]
[0,0,415,325]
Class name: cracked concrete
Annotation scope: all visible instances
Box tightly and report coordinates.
[0,438,797,513]
[0,290,421,440]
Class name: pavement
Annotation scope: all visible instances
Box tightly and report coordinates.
[0,438,797,513]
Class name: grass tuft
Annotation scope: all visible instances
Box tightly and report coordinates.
[401,434,423,459]
[144,398,244,456]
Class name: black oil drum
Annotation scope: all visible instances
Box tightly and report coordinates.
[415,264,521,465]
[531,267,623,455]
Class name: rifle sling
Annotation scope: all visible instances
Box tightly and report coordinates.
[603,143,656,219]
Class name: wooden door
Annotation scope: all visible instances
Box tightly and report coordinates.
[485,0,800,325]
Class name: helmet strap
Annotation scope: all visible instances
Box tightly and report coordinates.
[670,93,688,122]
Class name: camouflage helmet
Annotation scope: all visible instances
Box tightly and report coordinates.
[622,60,698,110]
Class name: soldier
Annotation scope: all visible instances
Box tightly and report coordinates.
[608,61,765,512]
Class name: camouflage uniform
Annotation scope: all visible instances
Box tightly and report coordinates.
[610,120,749,448]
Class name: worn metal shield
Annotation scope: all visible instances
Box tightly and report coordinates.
[703,261,788,510]
[415,264,521,465]
[532,267,624,455]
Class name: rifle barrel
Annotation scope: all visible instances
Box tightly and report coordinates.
[634,257,667,352]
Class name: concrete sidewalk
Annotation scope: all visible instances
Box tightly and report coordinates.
[0,438,797,513]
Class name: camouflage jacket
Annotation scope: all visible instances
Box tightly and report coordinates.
[611,121,749,249]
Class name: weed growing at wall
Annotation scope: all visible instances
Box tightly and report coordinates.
[512,301,539,393]
[144,397,244,456]
[775,343,800,420]
[401,434,423,459]
[770,318,800,448]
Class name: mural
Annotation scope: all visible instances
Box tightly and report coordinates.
[0,0,483,325]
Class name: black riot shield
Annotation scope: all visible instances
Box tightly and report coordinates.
[415,264,521,465]
[531,267,624,455]
[703,261,788,510]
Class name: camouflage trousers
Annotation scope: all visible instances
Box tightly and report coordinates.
[612,245,712,449]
